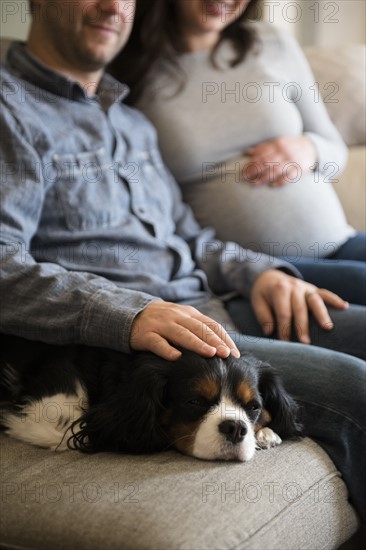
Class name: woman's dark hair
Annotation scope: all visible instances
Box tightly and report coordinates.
[109,0,262,105]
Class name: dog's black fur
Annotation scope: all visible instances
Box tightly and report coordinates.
[0,333,303,456]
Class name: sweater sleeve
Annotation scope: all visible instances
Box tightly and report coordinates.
[278,29,348,176]
[0,104,158,352]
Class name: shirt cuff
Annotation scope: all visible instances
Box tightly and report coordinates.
[222,254,303,299]
[80,287,161,353]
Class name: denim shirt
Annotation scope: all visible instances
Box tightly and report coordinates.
[0,43,296,352]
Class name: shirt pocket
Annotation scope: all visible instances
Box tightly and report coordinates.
[53,148,126,231]
[142,148,174,213]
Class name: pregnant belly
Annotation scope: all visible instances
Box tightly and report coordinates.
[181,156,354,258]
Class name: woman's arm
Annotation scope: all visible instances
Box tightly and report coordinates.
[244,28,348,187]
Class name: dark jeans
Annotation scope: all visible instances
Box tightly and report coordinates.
[285,233,366,305]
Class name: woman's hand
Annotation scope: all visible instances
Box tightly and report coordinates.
[251,270,349,344]
[130,301,241,361]
[243,136,317,187]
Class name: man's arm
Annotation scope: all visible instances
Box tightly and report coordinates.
[0,104,240,359]
[0,104,158,351]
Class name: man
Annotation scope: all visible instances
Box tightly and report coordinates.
[0,0,365,518]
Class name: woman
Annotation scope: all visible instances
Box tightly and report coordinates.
[110,0,366,304]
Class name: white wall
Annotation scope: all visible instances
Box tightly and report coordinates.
[1,0,30,40]
[0,0,365,45]
[261,0,366,46]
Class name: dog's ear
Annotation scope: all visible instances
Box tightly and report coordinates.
[258,364,303,439]
[70,354,171,454]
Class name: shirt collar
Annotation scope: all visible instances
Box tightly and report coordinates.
[6,41,130,108]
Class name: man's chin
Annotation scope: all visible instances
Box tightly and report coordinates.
[78,49,121,72]
[79,34,127,69]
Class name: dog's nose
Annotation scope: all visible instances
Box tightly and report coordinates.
[219,420,247,444]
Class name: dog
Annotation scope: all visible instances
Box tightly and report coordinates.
[0,334,303,461]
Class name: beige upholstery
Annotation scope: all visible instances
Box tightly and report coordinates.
[0,38,364,549]
[304,45,366,148]
[334,146,366,231]
[0,435,359,549]
[305,44,366,231]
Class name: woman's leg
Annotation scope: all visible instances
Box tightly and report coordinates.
[287,259,366,305]
[278,233,366,305]
[330,232,366,261]
[226,298,366,360]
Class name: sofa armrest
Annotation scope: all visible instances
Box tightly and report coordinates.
[304,45,366,231]
[333,146,366,231]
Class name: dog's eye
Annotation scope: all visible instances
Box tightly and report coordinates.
[188,398,208,408]
[246,401,261,412]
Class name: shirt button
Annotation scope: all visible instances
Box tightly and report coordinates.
[137,207,145,214]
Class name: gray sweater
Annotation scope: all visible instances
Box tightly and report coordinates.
[137,22,354,258]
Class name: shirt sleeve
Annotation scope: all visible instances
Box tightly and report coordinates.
[278,29,348,176]
[0,104,159,352]
[162,162,301,297]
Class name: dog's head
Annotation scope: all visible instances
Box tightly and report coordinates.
[71,350,302,461]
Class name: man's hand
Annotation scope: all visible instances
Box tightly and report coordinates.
[251,270,349,344]
[130,301,241,361]
[244,136,317,187]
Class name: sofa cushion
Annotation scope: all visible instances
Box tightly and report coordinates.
[0,434,359,550]
[304,45,366,147]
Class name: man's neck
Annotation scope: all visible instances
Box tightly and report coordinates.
[26,35,102,96]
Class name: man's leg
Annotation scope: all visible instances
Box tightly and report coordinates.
[196,297,366,521]
[236,337,366,523]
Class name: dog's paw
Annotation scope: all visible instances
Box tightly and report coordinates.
[256,427,282,449]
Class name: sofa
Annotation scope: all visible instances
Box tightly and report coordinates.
[304,44,366,232]
[0,40,365,550]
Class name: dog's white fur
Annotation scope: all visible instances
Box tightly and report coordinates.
[1,383,87,451]
[256,427,282,449]
[193,396,257,461]
[192,395,282,462]
[2,387,282,459]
